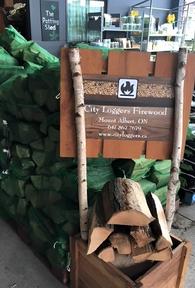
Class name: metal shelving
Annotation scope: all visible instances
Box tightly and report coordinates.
[131,0,184,52]
[86,0,195,52]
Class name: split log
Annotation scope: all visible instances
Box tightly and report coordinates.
[30,139,44,150]
[87,194,114,255]
[131,241,153,263]
[32,89,48,106]
[109,233,131,255]
[97,247,115,263]
[130,226,155,248]
[69,48,88,241]
[102,178,154,226]
[112,254,134,269]
[147,247,173,262]
[147,193,172,251]
[15,145,30,158]
[166,48,188,231]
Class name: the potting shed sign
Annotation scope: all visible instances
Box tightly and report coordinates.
[83,76,173,141]
[41,0,60,41]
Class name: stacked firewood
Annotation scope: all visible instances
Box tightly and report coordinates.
[87,178,173,268]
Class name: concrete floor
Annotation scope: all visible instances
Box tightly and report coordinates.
[0,205,194,288]
[0,219,64,288]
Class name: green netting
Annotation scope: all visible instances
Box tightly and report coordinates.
[62,157,115,205]
[151,160,171,174]
[0,25,27,51]
[11,41,59,67]
[0,26,59,70]
[0,66,26,85]
[138,179,157,194]
[0,46,18,66]
[149,172,170,188]
[131,157,156,181]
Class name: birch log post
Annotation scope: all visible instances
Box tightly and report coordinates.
[165,48,188,231]
[69,48,88,241]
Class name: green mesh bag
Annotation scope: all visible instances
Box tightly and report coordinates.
[0,46,18,66]
[138,179,157,194]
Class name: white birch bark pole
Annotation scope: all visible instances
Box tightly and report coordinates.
[69,48,88,241]
[165,48,188,231]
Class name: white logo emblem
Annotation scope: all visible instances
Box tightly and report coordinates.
[118,79,138,99]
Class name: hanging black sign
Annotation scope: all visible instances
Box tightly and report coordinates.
[41,0,60,41]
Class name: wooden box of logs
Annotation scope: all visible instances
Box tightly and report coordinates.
[71,235,191,288]
[70,179,192,288]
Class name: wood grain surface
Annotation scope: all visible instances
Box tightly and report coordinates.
[60,49,195,159]
[71,235,191,288]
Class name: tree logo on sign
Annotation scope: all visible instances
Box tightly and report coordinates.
[118,79,138,99]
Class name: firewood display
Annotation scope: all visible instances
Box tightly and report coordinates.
[0,27,116,272]
[0,27,178,274]
[88,179,173,267]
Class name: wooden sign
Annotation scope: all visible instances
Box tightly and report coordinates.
[60,49,195,159]
[41,0,60,41]
[85,105,172,141]
[84,77,173,141]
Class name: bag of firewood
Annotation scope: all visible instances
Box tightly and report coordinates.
[155,182,180,206]
[0,46,18,66]
[63,157,115,205]
[0,25,27,51]
[138,179,157,194]
[148,160,171,188]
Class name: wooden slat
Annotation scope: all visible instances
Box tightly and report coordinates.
[70,236,79,288]
[108,51,151,77]
[71,236,136,288]
[86,139,102,157]
[176,241,192,288]
[146,141,172,160]
[138,242,184,288]
[80,49,104,75]
[81,49,105,157]
[60,49,105,157]
[60,48,76,157]
[103,140,146,159]
[154,53,178,79]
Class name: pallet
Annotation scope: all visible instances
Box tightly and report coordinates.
[71,235,191,288]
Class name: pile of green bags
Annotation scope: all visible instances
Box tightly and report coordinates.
[0,26,114,271]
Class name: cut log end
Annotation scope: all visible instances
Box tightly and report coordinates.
[109,233,131,255]
[97,247,115,263]
[130,226,155,248]
[107,210,154,227]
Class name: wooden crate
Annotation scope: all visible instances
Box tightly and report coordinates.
[60,49,195,160]
[70,235,191,288]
